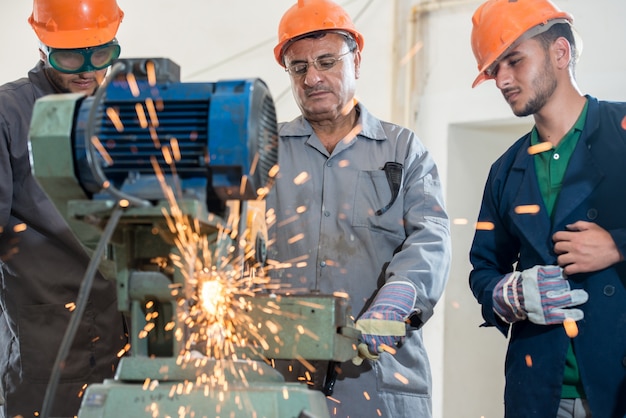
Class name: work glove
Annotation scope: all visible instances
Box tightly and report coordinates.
[492,265,588,325]
[353,281,417,363]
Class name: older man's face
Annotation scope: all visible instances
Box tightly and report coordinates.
[283,33,361,123]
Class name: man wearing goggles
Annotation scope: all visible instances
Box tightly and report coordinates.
[38,38,121,96]
[41,38,121,74]
[0,0,127,417]
[38,37,121,94]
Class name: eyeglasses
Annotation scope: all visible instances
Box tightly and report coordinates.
[41,39,121,74]
[285,50,353,77]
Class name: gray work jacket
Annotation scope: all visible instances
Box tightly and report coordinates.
[265,103,451,418]
[0,62,126,417]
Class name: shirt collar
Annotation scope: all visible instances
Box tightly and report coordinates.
[530,98,589,150]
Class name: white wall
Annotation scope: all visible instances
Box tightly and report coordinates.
[2,1,625,417]
[0,0,393,125]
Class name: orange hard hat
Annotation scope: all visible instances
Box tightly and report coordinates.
[29,0,124,49]
[274,0,364,67]
[470,0,573,88]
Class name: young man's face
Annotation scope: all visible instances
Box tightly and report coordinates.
[491,37,558,117]
[40,49,107,95]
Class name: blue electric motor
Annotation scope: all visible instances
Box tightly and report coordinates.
[72,58,278,206]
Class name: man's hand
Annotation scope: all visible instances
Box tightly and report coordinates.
[553,221,624,275]
[492,265,588,325]
[353,281,416,363]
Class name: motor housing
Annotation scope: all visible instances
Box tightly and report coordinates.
[73,58,278,205]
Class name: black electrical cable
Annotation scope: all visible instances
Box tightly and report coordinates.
[84,61,151,208]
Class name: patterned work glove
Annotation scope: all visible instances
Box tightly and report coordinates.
[354,281,417,361]
[492,265,588,325]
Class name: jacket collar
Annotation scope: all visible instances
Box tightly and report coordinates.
[28,61,61,97]
[278,101,388,142]
[508,96,603,259]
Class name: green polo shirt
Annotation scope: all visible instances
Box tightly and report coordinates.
[531,98,588,399]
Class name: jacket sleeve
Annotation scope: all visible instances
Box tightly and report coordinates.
[0,74,40,228]
[0,113,13,229]
[384,134,451,328]
[469,162,521,336]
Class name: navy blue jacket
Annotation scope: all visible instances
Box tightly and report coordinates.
[469,96,626,418]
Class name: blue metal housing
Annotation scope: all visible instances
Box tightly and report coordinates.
[73,60,278,205]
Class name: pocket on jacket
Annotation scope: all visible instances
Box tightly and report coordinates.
[352,170,404,237]
[375,358,430,396]
[19,303,95,382]
[375,332,431,396]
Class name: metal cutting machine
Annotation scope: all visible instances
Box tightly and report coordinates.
[28,58,358,418]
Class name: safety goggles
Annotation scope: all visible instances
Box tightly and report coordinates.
[41,39,121,74]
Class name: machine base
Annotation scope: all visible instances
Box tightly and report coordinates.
[77,358,330,418]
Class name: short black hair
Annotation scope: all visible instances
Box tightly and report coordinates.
[535,22,578,69]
